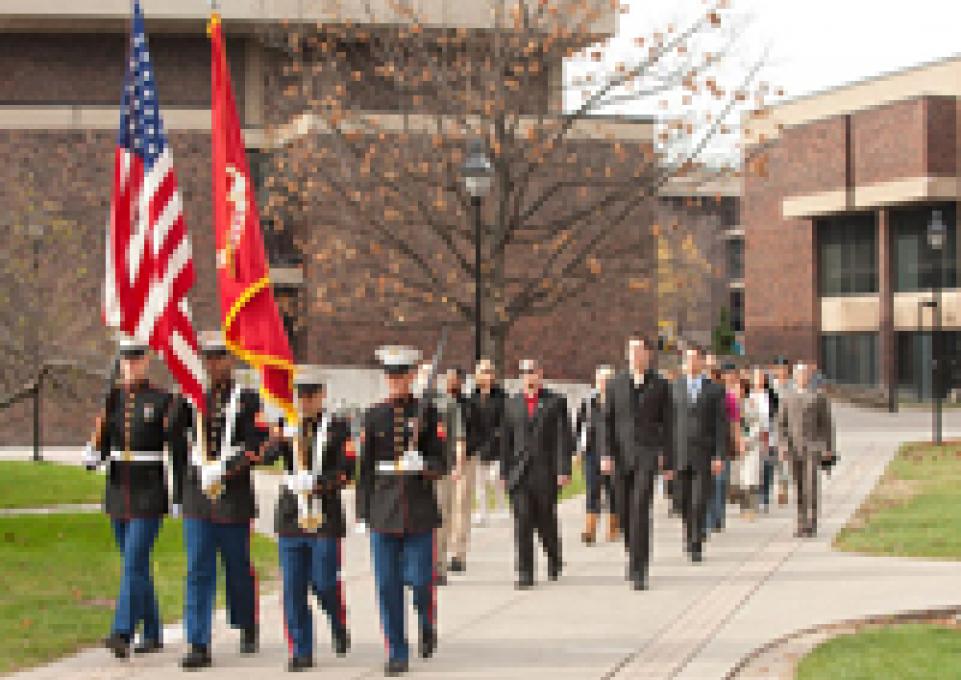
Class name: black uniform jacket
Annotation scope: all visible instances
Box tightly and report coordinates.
[605,370,671,476]
[356,396,446,536]
[179,380,266,523]
[262,412,356,538]
[467,385,506,462]
[98,381,188,519]
[500,388,573,495]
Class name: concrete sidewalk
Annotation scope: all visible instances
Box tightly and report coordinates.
[6,405,961,679]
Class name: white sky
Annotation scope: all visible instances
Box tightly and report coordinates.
[565,0,961,162]
[622,0,961,102]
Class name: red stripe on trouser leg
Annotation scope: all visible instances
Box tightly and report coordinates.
[430,530,436,626]
[281,588,293,655]
[336,538,347,627]
[248,521,260,624]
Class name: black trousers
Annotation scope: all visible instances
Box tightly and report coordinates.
[616,467,654,579]
[511,487,561,578]
[584,452,616,514]
[677,466,711,551]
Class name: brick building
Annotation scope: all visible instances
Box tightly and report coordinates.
[0,1,671,445]
[743,56,961,401]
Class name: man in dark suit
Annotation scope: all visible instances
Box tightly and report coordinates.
[666,345,727,563]
[605,336,671,589]
[500,359,573,589]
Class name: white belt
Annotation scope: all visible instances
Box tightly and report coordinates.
[109,449,165,463]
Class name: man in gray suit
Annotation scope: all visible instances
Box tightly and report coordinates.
[778,361,835,538]
[605,336,671,590]
[666,345,727,563]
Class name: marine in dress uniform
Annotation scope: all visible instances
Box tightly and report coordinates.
[179,331,268,670]
[262,366,355,672]
[605,338,671,590]
[82,336,189,659]
[500,359,574,589]
[356,346,446,677]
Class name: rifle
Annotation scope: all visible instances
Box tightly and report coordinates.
[411,326,448,452]
[85,352,121,470]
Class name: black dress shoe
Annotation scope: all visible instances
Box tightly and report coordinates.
[180,644,212,670]
[240,626,259,654]
[134,639,163,654]
[287,656,314,672]
[103,633,130,659]
[547,563,562,581]
[333,627,351,657]
[690,545,703,563]
[632,577,649,591]
[419,625,437,659]
[384,658,409,676]
[449,557,466,573]
[515,575,534,590]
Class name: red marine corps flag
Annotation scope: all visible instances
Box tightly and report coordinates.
[208,12,296,421]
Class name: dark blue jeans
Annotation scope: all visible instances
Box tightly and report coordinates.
[111,517,162,641]
[760,454,776,508]
[705,460,730,531]
[583,452,615,514]
[279,535,345,659]
[370,530,434,663]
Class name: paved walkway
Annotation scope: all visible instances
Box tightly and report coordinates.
[6,406,961,679]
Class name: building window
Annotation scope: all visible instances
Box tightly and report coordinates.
[896,331,961,399]
[730,290,744,333]
[818,213,877,296]
[821,333,878,386]
[892,204,958,292]
[726,238,744,281]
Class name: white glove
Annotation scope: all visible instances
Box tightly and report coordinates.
[488,461,501,482]
[82,443,101,469]
[200,462,224,492]
[354,520,368,535]
[293,471,315,494]
[171,503,182,518]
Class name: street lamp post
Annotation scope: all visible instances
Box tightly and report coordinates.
[927,210,946,446]
[461,140,493,363]
[28,224,45,462]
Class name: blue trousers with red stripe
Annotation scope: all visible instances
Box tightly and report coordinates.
[279,535,346,659]
[183,519,258,646]
[370,530,435,663]
[110,517,162,642]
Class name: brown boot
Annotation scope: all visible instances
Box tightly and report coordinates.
[607,513,621,542]
[581,513,598,545]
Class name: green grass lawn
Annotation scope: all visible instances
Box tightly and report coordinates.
[559,460,586,502]
[0,462,104,509]
[834,442,961,559]
[0,513,277,674]
[795,624,961,680]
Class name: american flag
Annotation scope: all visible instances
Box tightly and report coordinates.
[104,0,206,412]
